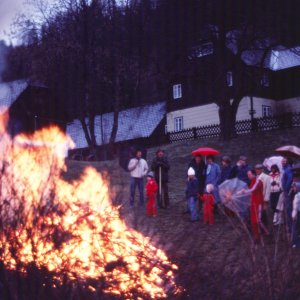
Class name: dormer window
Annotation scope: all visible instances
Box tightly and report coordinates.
[188,42,214,59]
[173,84,182,99]
[227,71,233,87]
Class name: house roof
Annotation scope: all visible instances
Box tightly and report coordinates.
[0,79,28,108]
[67,101,166,149]
[226,30,300,71]
[241,46,300,71]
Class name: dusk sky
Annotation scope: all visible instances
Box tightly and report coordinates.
[0,0,55,44]
[0,0,125,44]
[0,0,23,43]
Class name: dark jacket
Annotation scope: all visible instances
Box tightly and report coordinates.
[229,164,251,185]
[186,177,199,198]
[151,156,170,183]
[218,165,233,185]
[282,165,293,194]
[188,158,206,194]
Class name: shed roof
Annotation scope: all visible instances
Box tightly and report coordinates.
[67,101,166,149]
[0,79,28,108]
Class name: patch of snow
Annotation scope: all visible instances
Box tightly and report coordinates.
[67,102,166,149]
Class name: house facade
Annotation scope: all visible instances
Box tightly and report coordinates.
[166,38,300,133]
[167,96,300,132]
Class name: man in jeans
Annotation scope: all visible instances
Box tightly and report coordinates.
[128,149,149,207]
[151,149,170,208]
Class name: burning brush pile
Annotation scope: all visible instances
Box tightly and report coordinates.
[0,114,180,299]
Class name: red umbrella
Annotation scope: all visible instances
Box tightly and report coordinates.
[192,147,220,157]
[275,145,300,159]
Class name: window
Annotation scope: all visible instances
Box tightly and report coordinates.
[173,84,182,99]
[188,42,214,59]
[261,73,270,87]
[174,117,183,132]
[227,71,233,87]
[262,105,272,117]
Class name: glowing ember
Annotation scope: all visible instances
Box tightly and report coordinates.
[0,113,180,299]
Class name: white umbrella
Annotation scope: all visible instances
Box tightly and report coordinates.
[263,156,283,172]
[219,178,250,216]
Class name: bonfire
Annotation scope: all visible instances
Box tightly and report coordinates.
[0,112,180,299]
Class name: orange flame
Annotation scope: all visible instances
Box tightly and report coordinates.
[0,116,180,299]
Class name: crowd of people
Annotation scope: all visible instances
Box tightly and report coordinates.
[127,148,300,247]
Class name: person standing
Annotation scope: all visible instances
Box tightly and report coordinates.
[199,184,215,225]
[269,164,282,224]
[218,156,234,216]
[128,149,149,207]
[255,164,271,230]
[188,155,206,195]
[218,156,232,185]
[229,156,251,185]
[186,167,199,222]
[205,156,221,205]
[291,182,300,248]
[151,149,170,208]
[281,157,293,233]
[245,170,269,242]
[146,172,158,217]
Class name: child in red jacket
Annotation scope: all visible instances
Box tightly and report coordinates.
[199,184,215,224]
[146,172,158,217]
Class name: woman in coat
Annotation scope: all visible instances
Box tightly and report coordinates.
[244,169,269,241]
[269,164,282,224]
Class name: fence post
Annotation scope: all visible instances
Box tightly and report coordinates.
[285,112,292,128]
[167,132,171,143]
[192,127,197,139]
[251,118,258,132]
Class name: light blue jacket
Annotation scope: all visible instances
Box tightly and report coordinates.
[205,163,221,186]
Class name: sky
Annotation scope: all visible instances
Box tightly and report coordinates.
[0,0,124,45]
[0,0,24,44]
[0,0,55,45]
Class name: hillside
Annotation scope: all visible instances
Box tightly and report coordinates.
[63,127,300,299]
[65,126,300,203]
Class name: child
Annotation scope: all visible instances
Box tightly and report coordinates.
[146,172,158,217]
[186,167,199,222]
[199,184,215,224]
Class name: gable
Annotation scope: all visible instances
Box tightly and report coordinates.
[0,80,28,109]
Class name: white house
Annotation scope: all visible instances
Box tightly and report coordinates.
[166,97,300,132]
[166,39,300,133]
